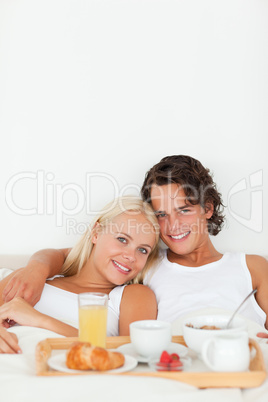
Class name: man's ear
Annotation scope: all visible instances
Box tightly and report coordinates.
[205,203,214,219]
[91,222,101,244]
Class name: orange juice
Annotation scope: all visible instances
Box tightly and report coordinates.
[79,305,108,347]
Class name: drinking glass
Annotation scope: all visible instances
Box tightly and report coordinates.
[78,292,108,348]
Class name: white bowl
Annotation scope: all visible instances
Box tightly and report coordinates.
[182,314,247,355]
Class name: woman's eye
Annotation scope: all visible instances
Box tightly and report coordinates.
[156,213,166,219]
[138,248,148,255]
[117,237,127,244]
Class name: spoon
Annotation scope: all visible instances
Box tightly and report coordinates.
[226,288,257,329]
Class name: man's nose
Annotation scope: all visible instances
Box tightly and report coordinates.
[167,215,180,232]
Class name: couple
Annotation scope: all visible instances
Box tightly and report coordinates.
[1,155,267,353]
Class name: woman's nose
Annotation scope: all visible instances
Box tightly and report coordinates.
[122,248,136,262]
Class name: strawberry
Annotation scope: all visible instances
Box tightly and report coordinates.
[160,351,171,363]
[170,353,180,361]
[156,360,183,371]
[156,351,184,372]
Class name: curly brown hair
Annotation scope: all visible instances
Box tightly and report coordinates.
[141,155,225,236]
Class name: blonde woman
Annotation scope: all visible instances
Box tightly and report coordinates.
[0,196,159,353]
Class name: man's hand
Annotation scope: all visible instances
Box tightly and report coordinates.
[2,264,48,306]
[1,248,70,306]
[257,332,268,341]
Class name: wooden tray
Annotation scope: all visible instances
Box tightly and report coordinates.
[35,335,267,388]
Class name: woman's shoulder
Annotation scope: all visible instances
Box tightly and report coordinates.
[122,283,156,300]
[119,284,157,326]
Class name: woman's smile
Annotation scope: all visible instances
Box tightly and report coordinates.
[112,260,131,274]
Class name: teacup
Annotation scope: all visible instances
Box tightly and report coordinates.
[130,320,172,358]
[201,331,250,372]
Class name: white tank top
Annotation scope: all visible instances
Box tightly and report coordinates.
[144,250,266,326]
[34,283,126,336]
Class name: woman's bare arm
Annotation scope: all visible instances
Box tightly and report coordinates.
[119,284,157,335]
[0,297,78,342]
[1,248,71,306]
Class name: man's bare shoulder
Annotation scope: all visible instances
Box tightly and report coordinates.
[246,254,268,270]
[246,254,268,290]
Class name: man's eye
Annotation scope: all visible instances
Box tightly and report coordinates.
[138,248,148,255]
[117,237,127,243]
[180,209,190,214]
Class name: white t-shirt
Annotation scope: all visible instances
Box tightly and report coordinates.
[144,250,266,327]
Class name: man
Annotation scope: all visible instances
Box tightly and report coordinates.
[140,155,268,329]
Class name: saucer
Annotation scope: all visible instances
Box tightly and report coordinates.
[116,342,188,363]
[48,353,137,374]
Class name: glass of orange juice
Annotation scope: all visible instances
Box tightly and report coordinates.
[78,292,108,348]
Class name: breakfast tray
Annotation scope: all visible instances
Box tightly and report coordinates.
[35,335,267,388]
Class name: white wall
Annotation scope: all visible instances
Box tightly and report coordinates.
[0,0,267,257]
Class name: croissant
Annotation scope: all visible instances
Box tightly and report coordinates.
[66,341,125,371]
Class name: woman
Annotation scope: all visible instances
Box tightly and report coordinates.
[0,196,159,353]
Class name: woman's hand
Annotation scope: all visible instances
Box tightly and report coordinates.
[0,297,78,338]
[0,326,21,354]
[0,297,44,328]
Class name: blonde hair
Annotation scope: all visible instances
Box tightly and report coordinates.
[61,196,159,284]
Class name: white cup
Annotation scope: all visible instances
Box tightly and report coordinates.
[129,320,172,358]
[201,331,250,372]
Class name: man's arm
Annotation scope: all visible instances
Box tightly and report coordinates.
[1,248,71,306]
[246,254,268,330]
